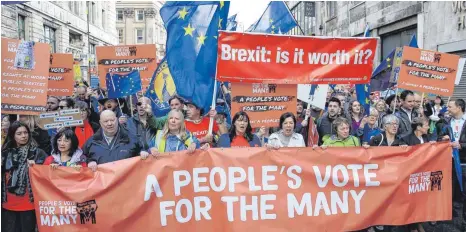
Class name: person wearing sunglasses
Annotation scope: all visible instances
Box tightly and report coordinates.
[125,97,168,150]
[58,98,75,110]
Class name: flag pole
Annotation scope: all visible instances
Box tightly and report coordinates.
[392,87,398,114]
[284,2,305,35]
[208,78,218,135]
[130,95,134,117]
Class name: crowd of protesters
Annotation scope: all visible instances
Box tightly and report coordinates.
[1,82,465,232]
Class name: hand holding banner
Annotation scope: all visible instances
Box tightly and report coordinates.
[217,32,377,84]
[31,143,452,231]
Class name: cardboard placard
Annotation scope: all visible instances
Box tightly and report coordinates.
[48,53,74,96]
[37,109,83,130]
[1,38,50,115]
[231,83,297,128]
[398,46,460,96]
[297,84,329,110]
[96,44,157,88]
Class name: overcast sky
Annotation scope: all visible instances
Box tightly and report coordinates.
[229,1,270,31]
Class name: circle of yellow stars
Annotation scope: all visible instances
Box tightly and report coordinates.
[177,2,225,47]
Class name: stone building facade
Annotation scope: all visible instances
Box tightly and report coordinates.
[288,1,466,99]
[1,1,118,82]
[116,1,166,62]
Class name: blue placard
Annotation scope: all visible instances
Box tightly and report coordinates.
[90,75,99,89]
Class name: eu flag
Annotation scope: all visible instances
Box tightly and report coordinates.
[249,1,298,34]
[145,57,176,117]
[105,70,142,99]
[370,34,418,92]
[226,13,237,31]
[161,1,230,115]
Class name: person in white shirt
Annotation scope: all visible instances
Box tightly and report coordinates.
[267,112,305,148]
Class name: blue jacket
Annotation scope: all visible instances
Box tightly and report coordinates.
[217,134,262,148]
[83,126,142,164]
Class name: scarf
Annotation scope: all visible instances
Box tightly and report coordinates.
[2,144,36,202]
[50,149,84,166]
[75,120,94,148]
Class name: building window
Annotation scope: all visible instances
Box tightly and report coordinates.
[18,15,26,40]
[88,2,96,24]
[117,9,123,21]
[327,1,337,18]
[43,25,56,53]
[136,9,144,22]
[136,29,144,44]
[90,43,96,54]
[69,2,80,15]
[102,9,105,28]
[118,28,124,44]
[69,32,83,47]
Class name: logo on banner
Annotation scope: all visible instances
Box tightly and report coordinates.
[77,200,98,225]
[252,84,277,94]
[115,46,137,57]
[408,171,443,194]
[430,171,443,191]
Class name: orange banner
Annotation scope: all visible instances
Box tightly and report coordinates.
[96,44,157,88]
[48,53,74,96]
[231,83,297,128]
[216,31,378,84]
[398,46,460,96]
[1,38,49,115]
[30,143,452,232]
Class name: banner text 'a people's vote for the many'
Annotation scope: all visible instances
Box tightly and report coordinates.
[30,143,452,232]
[216,32,378,84]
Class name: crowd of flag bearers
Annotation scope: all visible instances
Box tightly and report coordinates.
[1,1,466,232]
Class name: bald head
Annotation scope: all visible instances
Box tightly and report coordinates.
[100,110,118,136]
[77,86,87,100]
[137,97,151,116]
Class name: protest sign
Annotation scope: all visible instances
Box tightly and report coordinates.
[90,75,100,89]
[73,62,82,82]
[36,109,83,130]
[389,47,403,83]
[96,44,157,88]
[398,46,460,96]
[1,38,49,115]
[30,143,452,231]
[48,53,74,96]
[231,83,296,128]
[217,31,377,84]
[297,84,329,110]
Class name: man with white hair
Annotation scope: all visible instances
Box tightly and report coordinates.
[83,110,149,171]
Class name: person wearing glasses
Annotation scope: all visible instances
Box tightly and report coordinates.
[125,97,168,150]
[74,101,100,148]
[58,98,75,110]
[369,114,405,147]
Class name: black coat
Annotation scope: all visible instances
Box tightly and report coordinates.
[400,133,433,146]
[369,132,405,146]
[83,126,142,165]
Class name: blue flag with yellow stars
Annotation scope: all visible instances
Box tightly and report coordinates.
[226,13,237,31]
[249,1,297,34]
[160,1,230,115]
[145,57,177,117]
[105,70,142,99]
[371,34,419,92]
